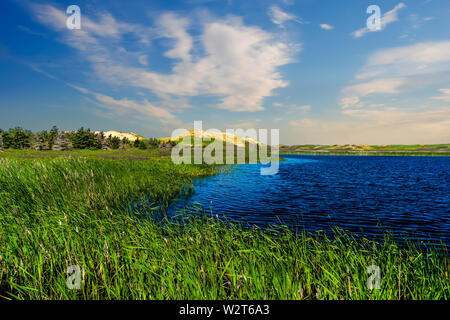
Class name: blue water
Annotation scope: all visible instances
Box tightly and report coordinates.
[168,155,450,246]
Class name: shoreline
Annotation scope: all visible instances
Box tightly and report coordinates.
[280,151,450,157]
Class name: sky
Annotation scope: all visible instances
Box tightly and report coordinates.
[0,0,449,145]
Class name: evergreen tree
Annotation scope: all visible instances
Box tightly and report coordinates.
[138,140,147,150]
[70,127,99,149]
[2,127,32,149]
[107,135,121,150]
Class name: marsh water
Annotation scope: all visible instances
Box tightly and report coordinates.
[168,155,450,247]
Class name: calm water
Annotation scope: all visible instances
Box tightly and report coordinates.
[168,155,450,246]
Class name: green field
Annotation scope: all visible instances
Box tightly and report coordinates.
[0,150,448,300]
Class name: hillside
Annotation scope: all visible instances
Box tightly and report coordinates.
[161,130,263,148]
[95,130,145,141]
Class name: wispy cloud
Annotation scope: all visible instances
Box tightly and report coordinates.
[268,5,305,28]
[343,77,407,98]
[298,105,312,112]
[352,3,406,38]
[340,40,450,110]
[69,84,175,121]
[288,107,450,144]
[30,4,299,114]
[319,24,334,30]
[360,41,450,79]
[432,89,450,102]
[17,25,47,37]
[289,118,316,127]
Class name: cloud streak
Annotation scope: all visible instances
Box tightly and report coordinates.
[268,6,304,28]
[340,40,450,110]
[352,3,406,38]
[30,4,299,114]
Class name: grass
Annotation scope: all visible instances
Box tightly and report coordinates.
[0,148,174,160]
[280,143,450,156]
[0,150,448,300]
[281,151,450,157]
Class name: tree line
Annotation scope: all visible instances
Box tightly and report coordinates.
[0,126,169,151]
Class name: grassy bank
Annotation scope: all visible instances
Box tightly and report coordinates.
[0,152,448,299]
[281,151,450,157]
[280,143,450,156]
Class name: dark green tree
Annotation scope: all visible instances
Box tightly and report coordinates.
[138,140,147,150]
[106,135,121,150]
[70,127,99,149]
[2,127,32,149]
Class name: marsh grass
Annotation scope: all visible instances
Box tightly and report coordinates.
[0,154,448,300]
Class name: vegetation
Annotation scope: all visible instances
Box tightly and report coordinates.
[0,126,163,151]
[0,150,448,300]
[280,144,450,156]
[0,127,32,149]
[70,127,100,150]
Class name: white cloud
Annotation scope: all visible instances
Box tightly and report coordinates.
[268,6,304,27]
[368,41,450,67]
[319,24,334,30]
[343,78,407,97]
[227,120,261,129]
[287,107,450,145]
[339,96,361,109]
[156,13,193,62]
[341,41,450,110]
[340,78,407,109]
[289,118,316,127]
[360,41,450,80]
[298,105,312,112]
[432,89,450,102]
[93,93,175,120]
[336,40,450,143]
[352,3,406,38]
[341,107,450,130]
[31,5,299,113]
[69,84,175,121]
[284,104,312,114]
[408,14,435,30]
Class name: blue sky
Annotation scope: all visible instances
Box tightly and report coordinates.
[0,0,449,144]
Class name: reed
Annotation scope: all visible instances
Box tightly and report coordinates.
[0,153,448,300]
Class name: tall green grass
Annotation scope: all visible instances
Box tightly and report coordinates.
[0,155,448,300]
